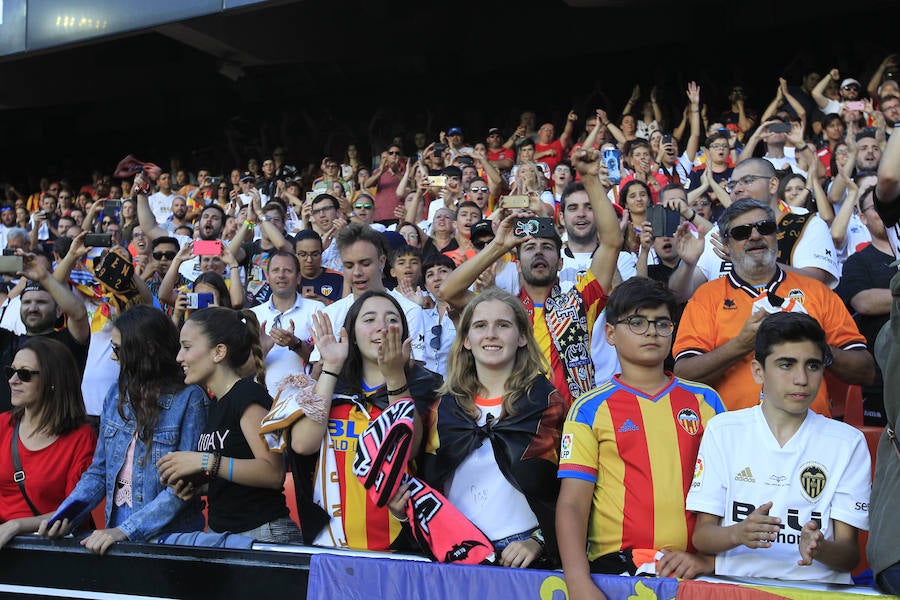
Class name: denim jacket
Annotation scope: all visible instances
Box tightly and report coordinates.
[58,383,209,541]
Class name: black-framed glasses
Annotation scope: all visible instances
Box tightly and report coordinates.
[387,151,401,155]
[152,251,177,260]
[724,174,771,194]
[614,316,674,337]
[689,200,711,209]
[354,203,373,210]
[111,343,121,359]
[5,366,40,382]
[726,219,777,241]
[708,143,729,150]
[430,324,442,350]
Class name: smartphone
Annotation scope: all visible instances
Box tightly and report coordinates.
[427,175,447,188]
[194,240,223,256]
[845,100,866,112]
[207,176,223,186]
[513,217,556,238]
[768,122,791,134]
[1,249,16,256]
[499,195,530,209]
[84,233,113,247]
[648,204,682,238]
[602,148,622,184]
[457,156,475,167]
[662,133,673,145]
[433,143,447,156]
[341,164,353,179]
[0,256,23,274]
[47,500,89,528]
[186,292,214,310]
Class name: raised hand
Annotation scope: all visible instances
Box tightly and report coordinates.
[686,81,700,106]
[310,311,348,371]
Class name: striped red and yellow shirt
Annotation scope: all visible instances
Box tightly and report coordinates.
[558,375,724,560]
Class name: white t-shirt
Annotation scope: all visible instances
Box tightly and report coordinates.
[147,191,176,223]
[686,406,870,584]
[697,212,840,288]
[445,397,538,540]
[251,293,325,398]
[308,289,425,363]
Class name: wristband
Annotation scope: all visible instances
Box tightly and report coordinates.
[320,369,340,379]
[392,511,409,523]
[387,383,409,396]
[795,144,809,152]
[200,452,210,473]
[288,338,303,352]
[688,210,697,223]
[228,457,234,481]
[243,219,256,230]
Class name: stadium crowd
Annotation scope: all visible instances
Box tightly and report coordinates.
[1,56,900,598]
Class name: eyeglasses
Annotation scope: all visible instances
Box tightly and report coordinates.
[132,231,147,238]
[325,163,338,169]
[354,204,373,210]
[469,187,489,193]
[111,343,121,359]
[311,206,335,215]
[689,200,711,209]
[430,324,442,350]
[387,151,400,156]
[153,251,177,260]
[724,174,771,194]
[842,84,860,91]
[5,366,40,382]
[615,316,675,337]
[725,219,777,241]
[297,251,322,260]
[708,143,729,150]
[472,237,493,250]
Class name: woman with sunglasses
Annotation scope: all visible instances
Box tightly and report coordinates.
[38,306,207,555]
[392,288,566,569]
[0,338,96,548]
[156,307,301,544]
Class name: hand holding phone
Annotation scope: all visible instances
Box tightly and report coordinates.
[47,500,89,529]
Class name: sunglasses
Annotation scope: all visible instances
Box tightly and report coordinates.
[5,366,40,382]
[354,204,373,210]
[469,187,489,193]
[153,251,177,260]
[430,324,442,350]
[387,151,400,155]
[726,219,777,241]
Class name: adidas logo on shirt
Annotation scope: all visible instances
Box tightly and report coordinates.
[617,419,640,433]
[735,467,755,483]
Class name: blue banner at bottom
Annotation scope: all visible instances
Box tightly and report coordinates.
[307,553,679,600]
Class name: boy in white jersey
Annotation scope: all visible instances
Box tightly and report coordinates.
[687,312,871,583]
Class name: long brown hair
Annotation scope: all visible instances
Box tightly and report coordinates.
[439,288,548,420]
[10,337,86,436]
[114,305,184,445]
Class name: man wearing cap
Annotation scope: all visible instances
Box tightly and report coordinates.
[445,127,473,161]
[0,252,90,412]
[238,171,269,206]
[486,128,515,173]
[438,149,620,403]
[534,112,578,173]
[812,69,863,117]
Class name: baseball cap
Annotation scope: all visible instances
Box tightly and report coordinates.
[442,166,462,179]
[470,219,494,241]
[240,171,255,182]
[841,78,861,89]
[447,127,463,136]
[487,127,502,137]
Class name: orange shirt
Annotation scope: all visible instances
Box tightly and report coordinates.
[673,268,867,415]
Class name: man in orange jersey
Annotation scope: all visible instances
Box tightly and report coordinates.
[673,199,874,414]
[557,278,725,600]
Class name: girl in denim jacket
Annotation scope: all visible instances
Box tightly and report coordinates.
[41,305,208,554]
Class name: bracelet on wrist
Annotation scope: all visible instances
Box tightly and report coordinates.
[392,511,409,523]
[320,369,340,379]
[288,338,302,352]
[243,219,256,230]
[688,209,697,223]
[387,383,410,396]
[795,144,809,152]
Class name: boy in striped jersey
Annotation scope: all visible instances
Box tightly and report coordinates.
[557,278,724,598]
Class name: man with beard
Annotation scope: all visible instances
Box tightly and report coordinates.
[437,148,620,403]
[0,252,90,411]
[135,172,227,283]
[161,195,189,234]
[147,172,176,223]
[0,205,18,250]
[303,193,346,273]
[672,198,874,414]
[229,197,294,306]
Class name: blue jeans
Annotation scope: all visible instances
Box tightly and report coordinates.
[491,529,534,555]
[877,562,900,595]
[212,517,302,545]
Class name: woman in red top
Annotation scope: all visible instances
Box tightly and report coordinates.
[0,337,96,547]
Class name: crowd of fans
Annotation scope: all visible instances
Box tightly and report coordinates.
[0,56,899,598]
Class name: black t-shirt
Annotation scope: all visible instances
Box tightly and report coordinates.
[0,327,89,412]
[200,377,288,533]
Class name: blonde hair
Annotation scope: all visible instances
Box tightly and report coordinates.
[439,288,549,420]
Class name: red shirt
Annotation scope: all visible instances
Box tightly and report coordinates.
[0,417,97,521]
[373,166,404,223]
[535,139,566,172]
[487,147,515,166]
